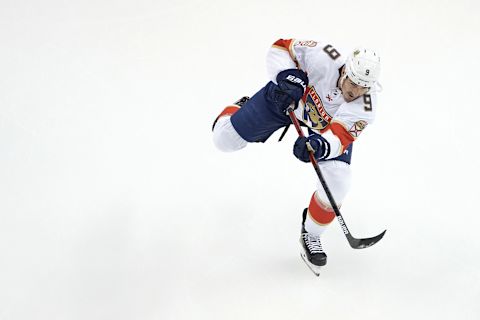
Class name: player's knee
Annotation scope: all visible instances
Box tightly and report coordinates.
[212,116,247,152]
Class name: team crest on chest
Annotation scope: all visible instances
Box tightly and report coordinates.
[302,86,332,130]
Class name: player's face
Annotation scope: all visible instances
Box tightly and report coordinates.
[341,76,369,102]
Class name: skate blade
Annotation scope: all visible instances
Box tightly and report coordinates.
[300,252,321,277]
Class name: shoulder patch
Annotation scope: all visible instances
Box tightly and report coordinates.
[348,120,368,138]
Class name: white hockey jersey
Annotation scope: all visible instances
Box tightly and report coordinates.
[266,39,378,159]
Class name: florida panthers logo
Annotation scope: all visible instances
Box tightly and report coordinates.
[302,86,332,130]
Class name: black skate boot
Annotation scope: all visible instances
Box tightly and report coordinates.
[299,208,327,276]
[233,96,250,107]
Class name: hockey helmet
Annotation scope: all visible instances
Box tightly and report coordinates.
[345,47,381,88]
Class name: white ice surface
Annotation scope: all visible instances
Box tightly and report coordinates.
[1,0,479,319]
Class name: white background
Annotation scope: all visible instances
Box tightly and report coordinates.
[1,0,479,319]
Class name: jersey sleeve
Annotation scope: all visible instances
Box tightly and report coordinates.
[323,93,377,158]
[266,39,298,82]
[266,39,338,84]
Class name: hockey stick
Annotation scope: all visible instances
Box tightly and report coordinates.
[287,106,386,249]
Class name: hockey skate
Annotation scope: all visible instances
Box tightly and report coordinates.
[233,96,250,107]
[299,209,327,276]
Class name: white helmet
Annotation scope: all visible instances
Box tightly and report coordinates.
[345,47,381,88]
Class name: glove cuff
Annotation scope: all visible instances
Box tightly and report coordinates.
[310,134,331,160]
[276,69,308,89]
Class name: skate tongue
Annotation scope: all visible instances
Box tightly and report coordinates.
[304,233,324,254]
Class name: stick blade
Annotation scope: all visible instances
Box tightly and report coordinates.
[348,230,386,249]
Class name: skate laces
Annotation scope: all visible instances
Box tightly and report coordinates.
[302,233,324,254]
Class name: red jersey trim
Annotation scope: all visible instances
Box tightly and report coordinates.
[329,121,355,153]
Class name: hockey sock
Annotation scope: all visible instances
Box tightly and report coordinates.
[304,191,336,236]
[212,105,240,131]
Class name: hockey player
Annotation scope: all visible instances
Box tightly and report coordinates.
[212,39,381,272]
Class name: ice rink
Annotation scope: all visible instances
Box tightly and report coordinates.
[1,0,479,319]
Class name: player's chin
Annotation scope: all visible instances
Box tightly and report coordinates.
[343,94,354,102]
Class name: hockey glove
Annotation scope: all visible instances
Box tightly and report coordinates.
[268,69,308,113]
[293,133,330,163]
